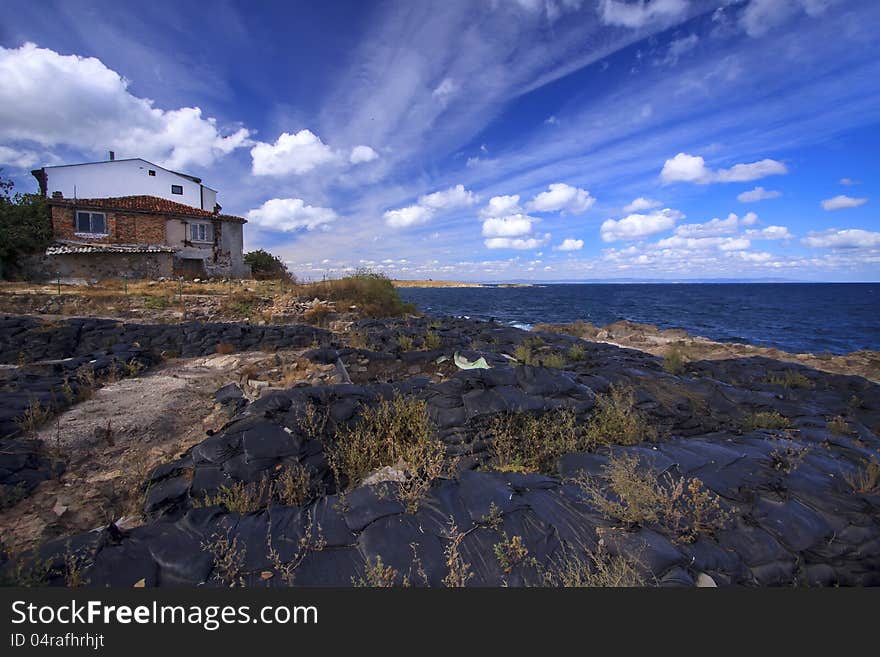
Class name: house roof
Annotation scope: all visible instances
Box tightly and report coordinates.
[46,241,177,255]
[33,158,204,184]
[48,195,246,223]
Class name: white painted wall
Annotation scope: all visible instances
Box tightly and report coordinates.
[201,187,218,211]
[43,159,209,209]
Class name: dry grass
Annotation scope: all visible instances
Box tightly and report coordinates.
[296,270,416,318]
[542,542,647,587]
[423,330,442,350]
[493,533,535,574]
[844,459,880,494]
[744,410,790,431]
[575,453,731,543]
[14,398,52,435]
[584,385,657,447]
[826,415,850,435]
[354,556,399,587]
[397,334,415,351]
[328,395,450,512]
[567,343,587,361]
[303,304,333,325]
[764,370,815,389]
[442,518,473,588]
[662,345,689,375]
[215,342,236,355]
[202,522,246,587]
[488,408,582,473]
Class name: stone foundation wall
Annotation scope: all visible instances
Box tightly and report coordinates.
[47,252,174,281]
[0,315,330,364]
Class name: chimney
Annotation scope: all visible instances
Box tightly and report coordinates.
[109,151,115,161]
[51,191,63,199]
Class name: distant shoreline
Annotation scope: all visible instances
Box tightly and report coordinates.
[391,280,536,288]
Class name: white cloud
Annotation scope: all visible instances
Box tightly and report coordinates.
[432,77,458,99]
[600,208,684,242]
[0,145,41,169]
[0,43,251,170]
[527,183,595,213]
[349,145,379,164]
[623,197,662,213]
[740,0,832,38]
[839,178,859,186]
[745,225,793,240]
[821,195,868,211]
[480,195,523,218]
[737,186,781,202]
[419,184,478,210]
[251,130,338,176]
[598,0,688,28]
[482,214,536,238]
[383,204,435,229]
[675,212,757,238]
[661,152,788,184]
[246,198,337,232]
[656,235,752,251]
[484,234,550,250]
[556,238,584,251]
[384,184,477,228]
[545,115,559,125]
[664,34,699,65]
[802,228,880,249]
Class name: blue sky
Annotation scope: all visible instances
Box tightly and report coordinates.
[1,0,878,281]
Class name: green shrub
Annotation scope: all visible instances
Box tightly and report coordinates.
[584,385,657,447]
[488,408,582,473]
[244,249,295,282]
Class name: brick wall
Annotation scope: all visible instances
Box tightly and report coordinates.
[51,206,167,244]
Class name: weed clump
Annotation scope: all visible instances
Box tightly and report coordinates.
[575,453,731,543]
[844,459,880,494]
[662,345,689,375]
[584,385,657,447]
[488,408,582,473]
[764,370,815,389]
[542,542,647,587]
[328,395,450,512]
[744,410,790,431]
[826,415,849,435]
[296,270,416,318]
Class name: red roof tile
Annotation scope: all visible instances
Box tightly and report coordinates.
[48,195,246,223]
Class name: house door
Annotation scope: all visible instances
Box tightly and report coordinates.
[174,257,206,278]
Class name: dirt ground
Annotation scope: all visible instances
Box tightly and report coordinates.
[0,349,335,555]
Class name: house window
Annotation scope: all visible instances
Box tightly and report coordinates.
[171,184,184,195]
[148,170,156,176]
[75,211,107,235]
[190,222,213,242]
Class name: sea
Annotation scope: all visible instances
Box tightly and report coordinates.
[397,283,880,355]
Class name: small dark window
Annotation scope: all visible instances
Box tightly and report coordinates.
[171,184,184,195]
[75,211,107,234]
[148,170,156,176]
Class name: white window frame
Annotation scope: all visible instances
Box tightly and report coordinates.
[75,211,108,236]
[190,222,213,243]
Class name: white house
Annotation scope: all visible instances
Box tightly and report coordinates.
[31,155,220,212]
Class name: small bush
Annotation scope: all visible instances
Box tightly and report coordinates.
[744,410,790,431]
[543,543,647,587]
[303,304,333,325]
[442,518,473,588]
[244,249,295,282]
[584,385,657,447]
[15,398,52,435]
[296,270,415,318]
[764,370,814,389]
[276,463,311,506]
[575,453,731,543]
[194,480,269,515]
[844,460,880,494]
[202,523,246,587]
[423,330,442,350]
[143,295,169,310]
[488,408,582,473]
[328,395,450,512]
[397,334,415,351]
[541,352,566,368]
[567,343,587,361]
[354,556,399,587]
[215,342,236,355]
[662,345,688,375]
[493,533,535,574]
[826,415,849,435]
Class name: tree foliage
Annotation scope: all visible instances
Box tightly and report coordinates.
[243,249,294,281]
[0,174,53,277]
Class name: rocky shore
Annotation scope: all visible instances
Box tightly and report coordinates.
[1,313,878,586]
